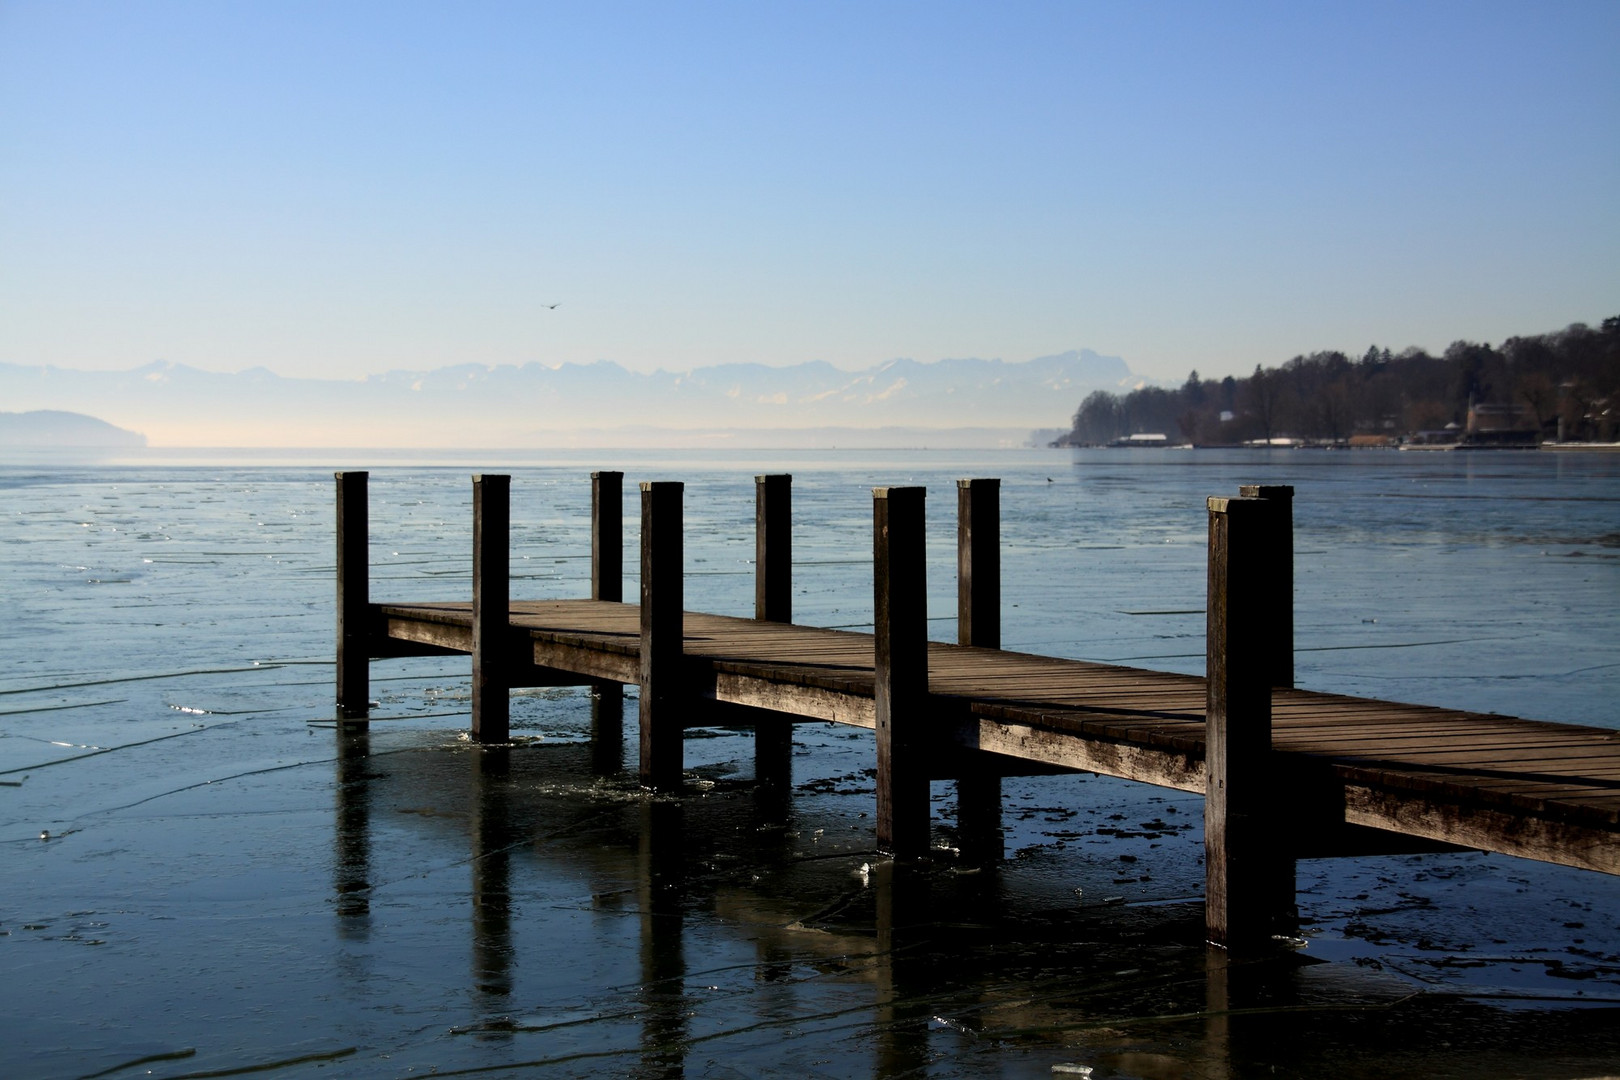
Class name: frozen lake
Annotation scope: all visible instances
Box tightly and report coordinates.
[2,447,1617,1078]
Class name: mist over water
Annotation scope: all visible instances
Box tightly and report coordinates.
[2,448,1617,1078]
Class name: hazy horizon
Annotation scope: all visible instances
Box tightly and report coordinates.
[0,349,1126,448]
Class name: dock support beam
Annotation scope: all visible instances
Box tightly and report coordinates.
[1238,484,1294,689]
[1205,495,1294,949]
[472,474,511,743]
[591,472,625,771]
[640,481,685,789]
[754,474,794,789]
[874,486,930,858]
[956,478,1002,860]
[335,471,370,721]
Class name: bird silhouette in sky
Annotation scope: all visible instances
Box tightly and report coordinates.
[544,303,560,309]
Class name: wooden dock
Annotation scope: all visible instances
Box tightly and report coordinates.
[334,471,1620,949]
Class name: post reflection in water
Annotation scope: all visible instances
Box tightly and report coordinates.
[471,746,516,1021]
[1201,947,1235,1080]
[333,728,372,936]
[1193,946,1314,1080]
[871,860,933,1077]
[637,798,689,1079]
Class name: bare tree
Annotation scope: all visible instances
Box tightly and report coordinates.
[1244,364,1281,444]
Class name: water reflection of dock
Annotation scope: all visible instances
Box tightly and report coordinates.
[331,719,1299,1078]
[333,471,1619,953]
[328,714,1585,1078]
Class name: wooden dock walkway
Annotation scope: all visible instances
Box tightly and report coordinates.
[334,471,1620,949]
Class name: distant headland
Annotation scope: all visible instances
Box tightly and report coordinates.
[0,410,147,448]
[1056,317,1618,449]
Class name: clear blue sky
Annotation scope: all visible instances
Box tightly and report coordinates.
[2,0,1616,383]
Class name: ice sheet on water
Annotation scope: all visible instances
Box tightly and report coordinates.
[1,449,1618,1078]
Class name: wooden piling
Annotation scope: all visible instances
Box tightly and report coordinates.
[753,474,794,788]
[1205,495,1295,949]
[592,471,624,604]
[754,474,792,623]
[335,471,370,719]
[640,481,685,789]
[1237,484,1294,689]
[471,474,511,744]
[955,478,1002,860]
[591,471,626,767]
[957,479,999,649]
[874,486,930,857]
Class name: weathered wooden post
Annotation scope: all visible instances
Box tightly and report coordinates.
[874,486,930,857]
[471,474,511,744]
[956,478,1002,859]
[592,471,624,604]
[335,470,370,720]
[754,474,794,787]
[1237,484,1294,689]
[1205,494,1295,948]
[591,471,625,772]
[957,478,999,649]
[640,481,685,789]
[755,474,792,622]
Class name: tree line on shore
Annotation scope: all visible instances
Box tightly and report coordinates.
[1060,316,1620,447]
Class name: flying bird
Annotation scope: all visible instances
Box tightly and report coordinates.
[544,303,560,309]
